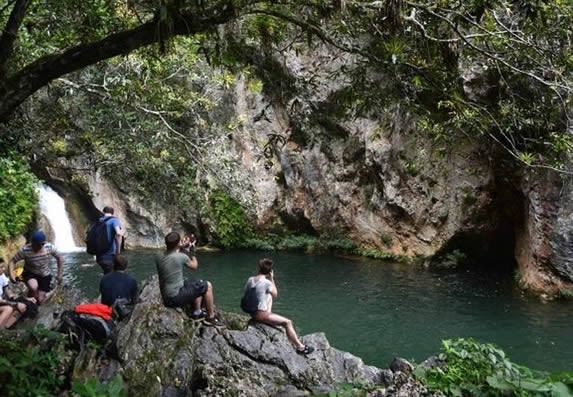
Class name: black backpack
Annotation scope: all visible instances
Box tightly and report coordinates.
[59,310,114,345]
[240,286,259,314]
[85,217,114,255]
[111,297,134,321]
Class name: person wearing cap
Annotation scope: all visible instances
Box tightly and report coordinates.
[8,230,64,303]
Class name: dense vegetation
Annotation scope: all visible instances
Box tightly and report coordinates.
[3,326,571,396]
[0,326,66,396]
[415,338,573,396]
[0,154,37,243]
[0,1,571,244]
[0,325,126,397]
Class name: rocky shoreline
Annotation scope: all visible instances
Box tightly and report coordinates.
[6,276,441,396]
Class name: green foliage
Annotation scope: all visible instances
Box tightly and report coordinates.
[1,0,572,178]
[434,250,468,269]
[210,191,253,248]
[244,234,317,251]
[314,380,378,397]
[414,338,573,396]
[276,234,317,251]
[558,288,573,300]
[0,325,67,397]
[244,237,276,250]
[356,248,408,263]
[380,233,393,247]
[0,156,38,242]
[6,36,207,209]
[72,374,126,397]
[320,237,359,252]
[243,14,289,48]
[6,0,133,74]
[460,186,478,208]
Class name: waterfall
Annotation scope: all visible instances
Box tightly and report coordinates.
[37,185,83,252]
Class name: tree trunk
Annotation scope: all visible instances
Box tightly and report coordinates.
[0,4,238,122]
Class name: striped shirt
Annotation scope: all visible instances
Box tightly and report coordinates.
[12,243,61,277]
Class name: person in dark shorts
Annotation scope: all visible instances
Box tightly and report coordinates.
[156,232,221,326]
[95,206,124,275]
[243,258,314,355]
[8,231,63,304]
[99,254,138,309]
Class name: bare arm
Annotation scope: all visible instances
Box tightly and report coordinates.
[56,255,63,285]
[114,225,123,254]
[268,271,278,297]
[7,259,17,283]
[186,255,198,270]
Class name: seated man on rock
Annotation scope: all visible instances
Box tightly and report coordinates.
[156,231,221,326]
[99,254,138,320]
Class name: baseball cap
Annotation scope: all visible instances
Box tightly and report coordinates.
[31,230,46,243]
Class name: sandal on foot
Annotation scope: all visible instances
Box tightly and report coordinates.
[203,317,224,327]
[296,345,314,355]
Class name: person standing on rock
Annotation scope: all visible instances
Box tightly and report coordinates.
[8,230,63,304]
[242,257,314,355]
[156,231,221,326]
[95,206,124,275]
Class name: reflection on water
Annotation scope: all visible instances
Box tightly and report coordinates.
[59,250,573,372]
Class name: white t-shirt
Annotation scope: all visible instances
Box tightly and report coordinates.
[0,273,9,299]
[245,276,273,311]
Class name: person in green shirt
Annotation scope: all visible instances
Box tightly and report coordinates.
[156,231,221,326]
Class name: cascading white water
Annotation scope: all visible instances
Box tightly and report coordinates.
[37,185,83,252]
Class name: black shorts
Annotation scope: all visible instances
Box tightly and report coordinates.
[164,279,208,308]
[96,258,113,274]
[9,296,39,319]
[22,271,53,292]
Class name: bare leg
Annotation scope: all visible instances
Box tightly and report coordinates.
[253,311,305,350]
[0,305,14,328]
[26,279,40,302]
[202,281,215,318]
[192,297,203,312]
[3,302,26,329]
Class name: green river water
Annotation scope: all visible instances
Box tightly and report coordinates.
[60,249,573,373]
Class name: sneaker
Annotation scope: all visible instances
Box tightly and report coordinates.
[203,316,224,327]
[190,310,207,321]
[296,345,315,355]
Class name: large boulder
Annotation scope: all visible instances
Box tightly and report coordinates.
[113,276,437,396]
[116,276,382,396]
[6,276,439,396]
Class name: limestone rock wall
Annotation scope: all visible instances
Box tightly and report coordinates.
[31,40,573,293]
[515,171,573,293]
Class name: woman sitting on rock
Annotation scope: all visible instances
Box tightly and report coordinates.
[242,258,314,355]
[0,260,38,329]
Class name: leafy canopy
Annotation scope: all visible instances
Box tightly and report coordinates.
[0,1,572,245]
[0,154,37,242]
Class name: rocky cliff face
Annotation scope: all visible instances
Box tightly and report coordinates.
[515,171,573,293]
[32,40,573,294]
